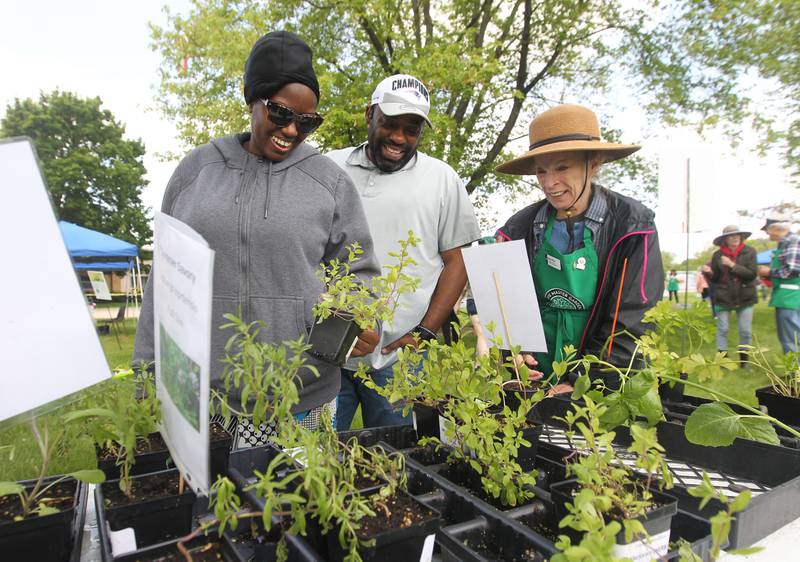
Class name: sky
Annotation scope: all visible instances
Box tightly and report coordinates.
[2,1,796,259]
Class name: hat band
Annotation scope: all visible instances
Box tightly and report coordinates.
[529,133,600,151]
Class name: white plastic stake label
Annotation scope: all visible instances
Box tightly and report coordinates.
[611,529,670,561]
[108,525,137,556]
[419,533,436,562]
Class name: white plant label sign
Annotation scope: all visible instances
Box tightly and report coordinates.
[612,529,670,561]
[153,212,214,495]
[462,240,547,352]
[0,138,110,423]
[87,270,112,301]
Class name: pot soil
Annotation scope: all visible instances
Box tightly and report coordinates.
[98,423,233,482]
[306,314,360,366]
[114,533,238,562]
[502,380,543,416]
[96,468,196,550]
[756,386,800,427]
[550,478,677,557]
[327,490,441,562]
[0,477,82,562]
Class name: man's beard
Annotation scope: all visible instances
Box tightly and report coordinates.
[368,138,417,173]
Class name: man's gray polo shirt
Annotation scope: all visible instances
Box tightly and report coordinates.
[327,143,480,370]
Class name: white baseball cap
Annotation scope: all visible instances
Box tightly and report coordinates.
[370,74,433,127]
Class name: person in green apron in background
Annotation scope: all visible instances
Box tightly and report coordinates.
[495,104,665,390]
[758,214,800,357]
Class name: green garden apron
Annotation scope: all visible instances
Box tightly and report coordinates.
[532,217,599,382]
[769,251,800,309]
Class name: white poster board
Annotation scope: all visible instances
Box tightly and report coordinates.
[0,138,110,423]
[462,240,547,352]
[87,270,112,301]
[153,212,214,495]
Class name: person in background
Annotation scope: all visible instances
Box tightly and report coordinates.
[758,214,800,356]
[667,270,680,303]
[133,31,380,448]
[328,74,480,429]
[702,225,758,366]
[495,104,664,390]
[696,266,710,302]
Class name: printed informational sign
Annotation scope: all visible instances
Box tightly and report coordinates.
[87,270,112,301]
[153,212,215,495]
[462,239,547,352]
[0,138,110,423]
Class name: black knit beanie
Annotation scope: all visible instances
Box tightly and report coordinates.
[243,31,320,104]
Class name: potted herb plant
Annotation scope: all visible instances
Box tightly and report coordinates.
[550,397,677,560]
[0,418,105,562]
[308,233,420,366]
[751,348,800,427]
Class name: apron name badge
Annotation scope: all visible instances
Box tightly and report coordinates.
[575,256,587,270]
[546,254,561,270]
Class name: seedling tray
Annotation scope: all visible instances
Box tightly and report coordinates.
[535,396,800,548]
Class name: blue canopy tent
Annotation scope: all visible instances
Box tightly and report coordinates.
[58,221,143,307]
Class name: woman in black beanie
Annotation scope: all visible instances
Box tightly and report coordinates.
[134,31,380,448]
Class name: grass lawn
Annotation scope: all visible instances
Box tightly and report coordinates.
[668,298,780,406]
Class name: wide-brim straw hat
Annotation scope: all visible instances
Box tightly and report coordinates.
[713,225,752,246]
[495,104,641,175]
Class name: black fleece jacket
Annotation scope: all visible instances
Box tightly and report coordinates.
[498,187,664,388]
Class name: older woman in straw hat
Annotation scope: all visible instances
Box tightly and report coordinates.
[701,225,758,365]
[495,104,664,389]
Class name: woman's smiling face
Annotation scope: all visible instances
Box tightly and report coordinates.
[246,82,318,162]
[533,152,599,214]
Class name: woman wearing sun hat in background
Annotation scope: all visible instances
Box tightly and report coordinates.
[133,31,380,448]
[495,104,664,390]
[701,225,758,366]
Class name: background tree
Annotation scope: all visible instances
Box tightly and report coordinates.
[1,90,152,246]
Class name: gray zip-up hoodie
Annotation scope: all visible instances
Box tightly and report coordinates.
[133,133,379,412]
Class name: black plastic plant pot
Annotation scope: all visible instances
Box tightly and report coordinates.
[502,381,545,416]
[413,403,441,439]
[95,468,196,552]
[0,476,85,562]
[550,478,678,556]
[113,533,241,561]
[96,432,172,482]
[326,489,442,562]
[210,422,234,481]
[337,424,419,450]
[756,386,800,427]
[659,373,688,404]
[306,314,361,366]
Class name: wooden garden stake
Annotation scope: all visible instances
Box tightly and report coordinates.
[607,258,629,360]
[493,271,521,381]
[179,473,185,495]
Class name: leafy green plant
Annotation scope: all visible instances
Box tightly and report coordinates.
[63,370,160,498]
[677,472,761,562]
[553,397,674,559]
[313,232,420,330]
[0,418,104,520]
[744,345,800,398]
[212,314,417,562]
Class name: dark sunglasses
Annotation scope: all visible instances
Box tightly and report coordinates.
[260,99,324,134]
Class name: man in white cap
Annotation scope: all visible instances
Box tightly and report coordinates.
[758,214,800,355]
[327,74,480,429]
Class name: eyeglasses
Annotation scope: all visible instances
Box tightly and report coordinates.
[260,99,324,134]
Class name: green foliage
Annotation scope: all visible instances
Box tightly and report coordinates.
[684,402,779,447]
[0,418,105,520]
[745,345,800,398]
[313,233,420,330]
[0,90,152,246]
[63,370,160,497]
[214,314,413,562]
[554,398,673,560]
[683,472,760,561]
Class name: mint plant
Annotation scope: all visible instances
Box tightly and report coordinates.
[313,232,420,330]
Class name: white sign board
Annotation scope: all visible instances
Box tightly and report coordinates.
[87,270,112,301]
[153,212,214,495]
[0,138,110,423]
[462,240,547,352]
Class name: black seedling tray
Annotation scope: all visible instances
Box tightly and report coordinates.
[535,396,800,548]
